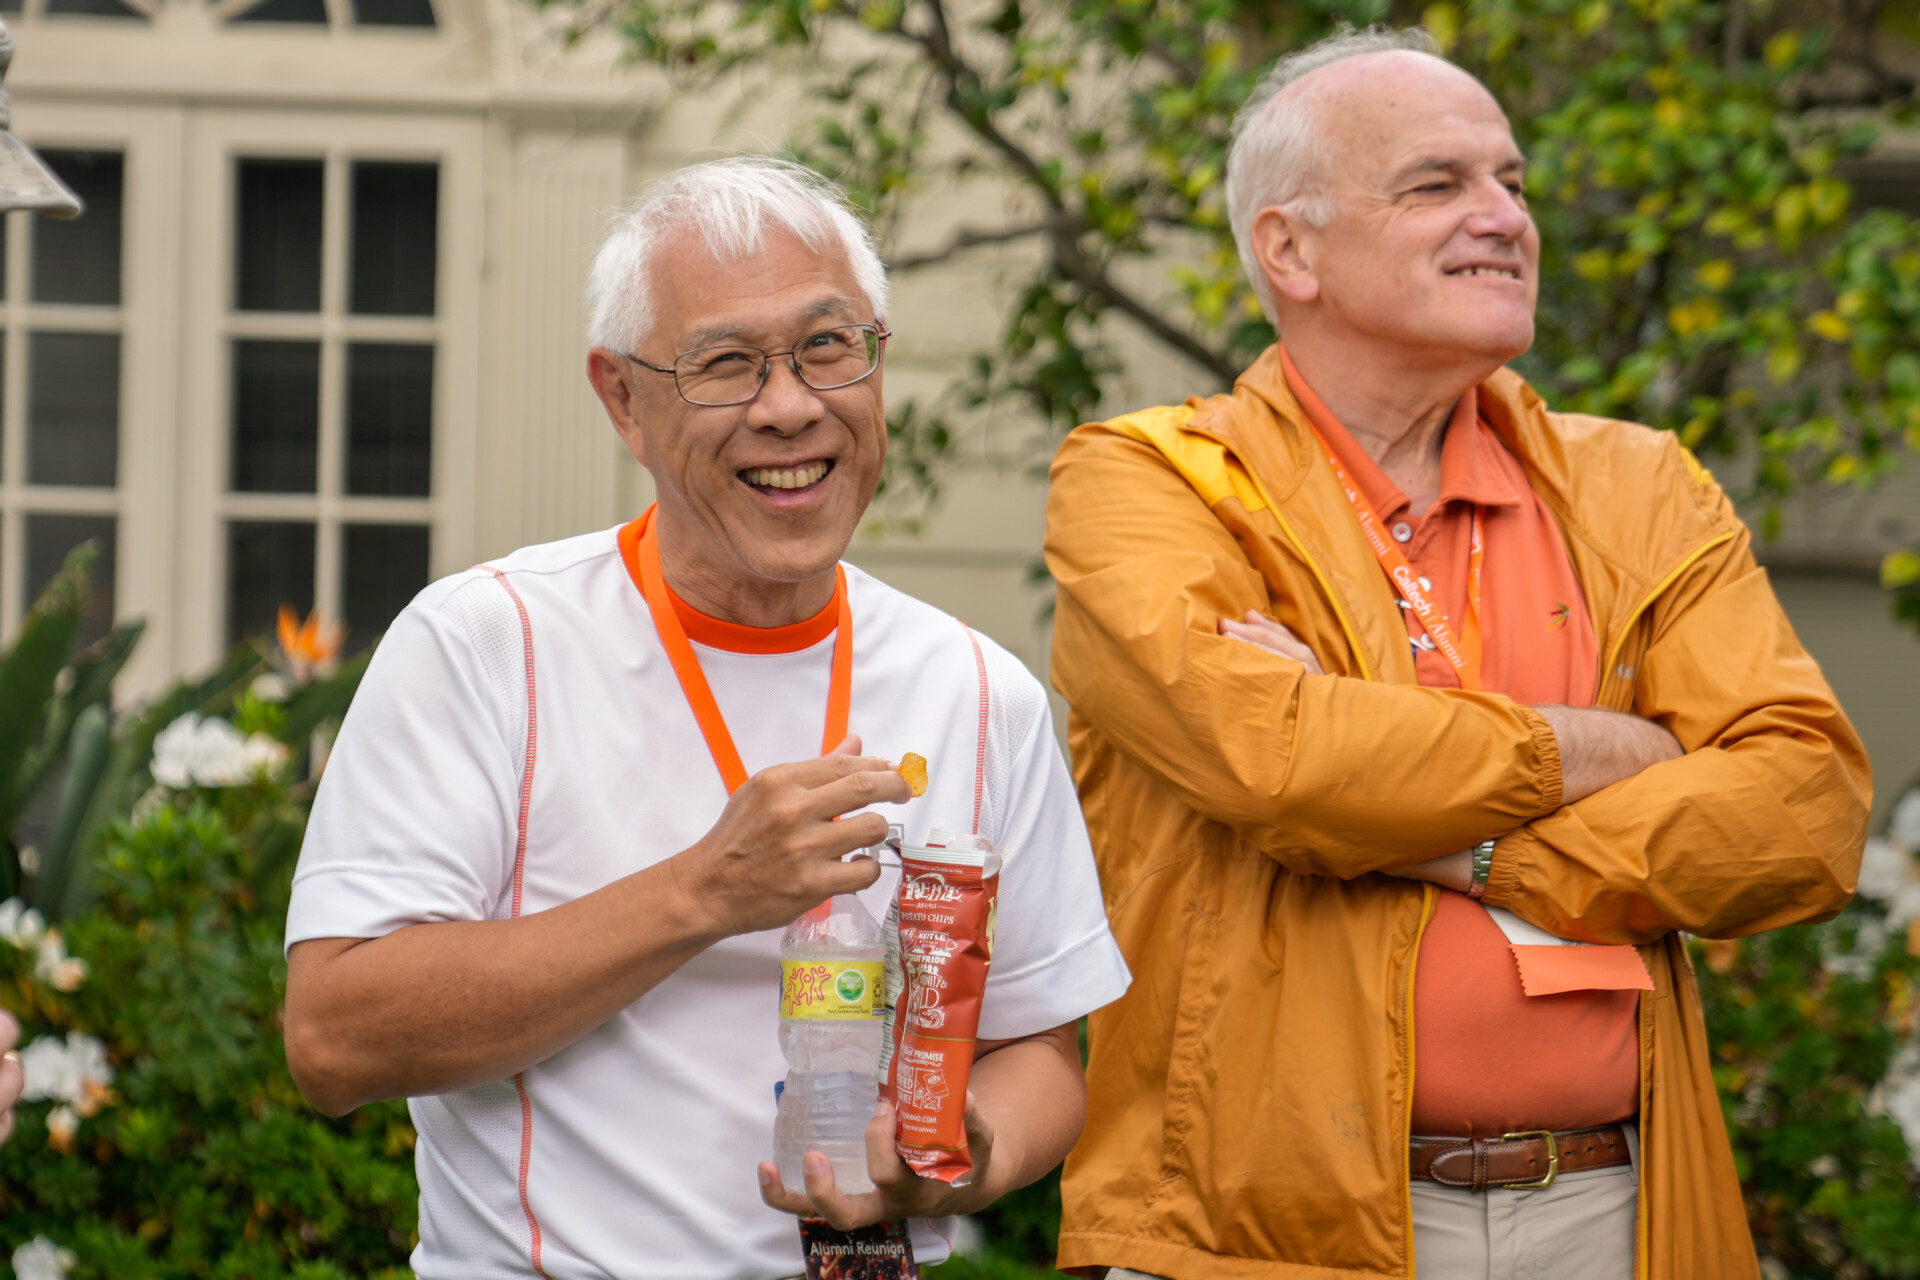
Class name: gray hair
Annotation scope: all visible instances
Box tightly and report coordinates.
[1225,26,1445,320]
[585,155,890,354]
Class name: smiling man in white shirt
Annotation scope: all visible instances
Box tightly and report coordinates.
[282,156,1129,1279]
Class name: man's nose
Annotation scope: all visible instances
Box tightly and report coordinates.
[1465,177,1532,241]
[748,358,826,434]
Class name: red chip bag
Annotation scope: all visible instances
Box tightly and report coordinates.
[878,831,1000,1185]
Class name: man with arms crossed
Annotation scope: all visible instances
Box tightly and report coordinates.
[1045,28,1867,1280]
[283,157,1129,1278]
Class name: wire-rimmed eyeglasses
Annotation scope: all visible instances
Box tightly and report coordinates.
[623,322,891,407]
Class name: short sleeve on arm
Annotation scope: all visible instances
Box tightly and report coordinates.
[975,651,1131,1040]
[286,575,523,952]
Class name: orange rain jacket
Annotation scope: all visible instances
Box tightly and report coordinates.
[1045,347,1870,1280]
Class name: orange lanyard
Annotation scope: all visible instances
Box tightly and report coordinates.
[623,506,852,795]
[1307,429,1486,692]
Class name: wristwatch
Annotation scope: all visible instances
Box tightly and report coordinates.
[1466,840,1496,899]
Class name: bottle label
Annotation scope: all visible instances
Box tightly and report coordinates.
[781,959,885,1020]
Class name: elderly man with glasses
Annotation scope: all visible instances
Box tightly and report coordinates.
[281,156,1128,1279]
[1044,26,1867,1280]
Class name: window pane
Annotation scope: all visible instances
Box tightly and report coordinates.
[236,160,323,310]
[349,163,436,316]
[346,342,432,496]
[29,331,119,488]
[45,0,146,16]
[343,523,428,650]
[25,514,115,648]
[0,0,22,14]
[33,151,123,305]
[351,0,432,24]
[227,521,314,647]
[228,0,327,21]
[231,340,319,493]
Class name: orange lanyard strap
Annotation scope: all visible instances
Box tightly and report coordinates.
[1306,428,1486,692]
[624,506,852,795]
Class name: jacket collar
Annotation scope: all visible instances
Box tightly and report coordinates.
[1184,344,1736,600]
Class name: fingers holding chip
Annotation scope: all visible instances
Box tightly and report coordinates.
[896,753,928,798]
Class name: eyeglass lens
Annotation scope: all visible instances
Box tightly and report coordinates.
[674,325,882,406]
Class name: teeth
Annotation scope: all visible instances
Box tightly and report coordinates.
[1455,266,1518,278]
[743,461,830,490]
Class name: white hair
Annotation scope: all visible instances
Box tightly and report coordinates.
[585,155,890,354]
[1225,26,1445,320]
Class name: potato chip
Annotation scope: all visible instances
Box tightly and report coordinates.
[897,753,929,798]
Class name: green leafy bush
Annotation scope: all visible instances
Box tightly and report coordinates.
[0,739,416,1279]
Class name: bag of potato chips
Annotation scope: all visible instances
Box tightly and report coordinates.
[878,828,1000,1185]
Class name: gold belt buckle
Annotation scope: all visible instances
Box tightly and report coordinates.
[1500,1129,1559,1189]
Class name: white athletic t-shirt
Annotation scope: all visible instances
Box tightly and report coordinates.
[286,526,1131,1280]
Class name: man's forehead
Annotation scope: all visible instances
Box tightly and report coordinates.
[678,294,865,349]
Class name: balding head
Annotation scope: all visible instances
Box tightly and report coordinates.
[1226,28,1496,320]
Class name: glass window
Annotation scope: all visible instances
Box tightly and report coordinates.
[227,520,315,646]
[231,340,321,493]
[346,342,431,496]
[33,151,123,306]
[28,331,119,488]
[45,0,147,16]
[0,0,23,14]
[350,0,433,24]
[228,0,328,21]
[236,160,323,311]
[342,523,429,649]
[25,514,115,648]
[350,163,437,316]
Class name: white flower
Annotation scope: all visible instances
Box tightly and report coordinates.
[18,1031,113,1108]
[43,1103,77,1153]
[1871,1042,1920,1171]
[11,1236,76,1280]
[250,672,293,703]
[1888,883,1920,930]
[1858,836,1915,904]
[32,930,87,993]
[0,898,47,950]
[1893,789,1920,855]
[151,713,288,789]
[129,784,168,827]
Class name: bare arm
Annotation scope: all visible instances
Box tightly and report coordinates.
[757,1021,1087,1227]
[285,740,910,1116]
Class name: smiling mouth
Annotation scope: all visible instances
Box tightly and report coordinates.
[1448,266,1522,280]
[740,460,833,492]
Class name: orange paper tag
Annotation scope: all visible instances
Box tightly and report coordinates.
[1509,944,1654,996]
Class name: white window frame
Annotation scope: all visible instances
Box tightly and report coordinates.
[178,111,480,673]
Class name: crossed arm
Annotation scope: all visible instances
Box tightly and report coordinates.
[1218,609,1683,891]
[1046,427,1866,942]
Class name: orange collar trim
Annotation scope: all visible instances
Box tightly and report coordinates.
[617,513,842,655]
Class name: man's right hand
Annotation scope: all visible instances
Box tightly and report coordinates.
[672,734,910,938]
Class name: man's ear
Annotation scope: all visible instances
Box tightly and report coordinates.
[1249,206,1320,306]
[587,348,648,466]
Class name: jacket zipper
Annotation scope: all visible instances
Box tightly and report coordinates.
[1238,464,1376,681]
[1597,531,1736,709]
[1594,528,1734,1280]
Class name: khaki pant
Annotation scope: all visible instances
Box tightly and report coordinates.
[1109,1126,1638,1280]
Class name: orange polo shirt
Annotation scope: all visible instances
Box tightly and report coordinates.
[1282,349,1639,1137]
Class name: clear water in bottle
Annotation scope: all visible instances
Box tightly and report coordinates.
[775,888,887,1193]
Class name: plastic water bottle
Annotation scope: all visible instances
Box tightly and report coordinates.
[775,884,888,1193]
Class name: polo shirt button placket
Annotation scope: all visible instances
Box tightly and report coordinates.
[1391,521,1414,543]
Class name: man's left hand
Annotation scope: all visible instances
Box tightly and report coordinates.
[757,1093,995,1228]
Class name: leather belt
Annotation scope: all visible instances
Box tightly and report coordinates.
[1410,1124,1629,1191]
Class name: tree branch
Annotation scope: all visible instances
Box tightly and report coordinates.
[887,220,1059,271]
[1048,223,1240,387]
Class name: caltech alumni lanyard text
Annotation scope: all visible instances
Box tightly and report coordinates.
[1306,428,1487,693]
[621,505,852,795]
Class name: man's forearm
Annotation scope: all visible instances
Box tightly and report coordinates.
[963,1024,1087,1208]
[286,859,720,1115]
[1533,704,1683,804]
